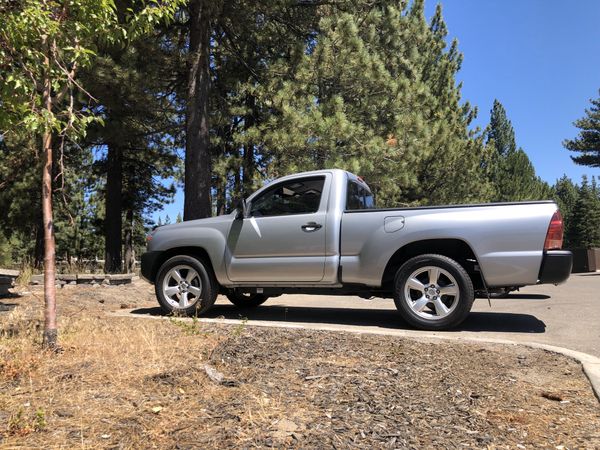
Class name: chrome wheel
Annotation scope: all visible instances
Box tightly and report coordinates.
[161,265,203,309]
[403,265,459,321]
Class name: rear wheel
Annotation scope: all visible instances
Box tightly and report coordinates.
[393,254,474,330]
[226,291,269,308]
[155,255,218,316]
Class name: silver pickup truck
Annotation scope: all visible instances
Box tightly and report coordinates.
[141,169,572,330]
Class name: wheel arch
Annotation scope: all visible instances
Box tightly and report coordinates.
[150,246,213,282]
[381,238,484,290]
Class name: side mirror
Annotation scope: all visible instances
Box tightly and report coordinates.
[235,199,247,219]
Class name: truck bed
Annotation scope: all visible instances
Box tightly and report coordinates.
[340,201,558,287]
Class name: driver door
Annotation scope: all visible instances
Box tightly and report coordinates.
[226,175,328,282]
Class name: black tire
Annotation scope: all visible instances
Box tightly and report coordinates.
[155,255,218,316]
[393,254,474,330]
[226,291,269,308]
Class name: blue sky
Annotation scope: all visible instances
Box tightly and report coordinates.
[153,0,600,223]
[425,0,600,182]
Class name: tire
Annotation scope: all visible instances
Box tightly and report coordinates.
[393,254,474,330]
[155,255,218,316]
[226,291,269,308]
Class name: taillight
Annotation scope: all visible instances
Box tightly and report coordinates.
[544,210,563,250]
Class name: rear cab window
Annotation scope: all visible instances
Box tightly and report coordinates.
[346,180,375,210]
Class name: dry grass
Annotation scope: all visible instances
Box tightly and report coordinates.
[1,309,220,447]
[0,289,311,448]
[1,283,600,448]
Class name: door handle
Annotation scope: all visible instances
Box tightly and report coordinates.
[301,222,322,232]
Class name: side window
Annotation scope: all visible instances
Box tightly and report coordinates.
[346,181,375,210]
[250,177,325,217]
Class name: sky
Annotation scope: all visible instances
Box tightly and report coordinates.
[424,0,600,182]
[153,0,600,223]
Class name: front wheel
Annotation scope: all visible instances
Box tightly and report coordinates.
[393,254,474,330]
[155,255,218,316]
[226,291,269,308]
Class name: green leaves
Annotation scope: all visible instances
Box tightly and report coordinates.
[0,0,182,140]
[0,0,184,266]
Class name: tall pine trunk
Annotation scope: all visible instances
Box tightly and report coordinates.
[104,143,123,273]
[233,146,242,202]
[42,46,57,349]
[123,208,135,273]
[215,176,226,215]
[242,95,256,196]
[184,0,212,221]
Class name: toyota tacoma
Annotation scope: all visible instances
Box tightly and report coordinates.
[141,169,572,330]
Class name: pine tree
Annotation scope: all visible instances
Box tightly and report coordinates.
[486,100,549,201]
[0,0,123,347]
[184,0,222,221]
[0,134,44,266]
[0,231,13,267]
[408,3,494,204]
[570,176,600,248]
[82,25,181,273]
[206,0,321,211]
[0,132,102,268]
[552,175,579,247]
[564,91,600,168]
[52,143,97,267]
[256,1,491,207]
[487,100,516,157]
[0,0,182,348]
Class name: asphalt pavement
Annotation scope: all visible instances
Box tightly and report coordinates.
[130,272,600,357]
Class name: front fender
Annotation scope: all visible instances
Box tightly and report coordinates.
[147,219,232,286]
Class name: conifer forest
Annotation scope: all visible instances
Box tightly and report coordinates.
[1,0,599,275]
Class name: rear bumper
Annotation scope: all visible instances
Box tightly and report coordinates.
[538,250,572,284]
[140,251,162,283]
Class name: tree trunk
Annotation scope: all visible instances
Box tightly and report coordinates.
[184,0,213,221]
[123,208,135,273]
[41,67,57,349]
[215,176,226,215]
[242,95,256,196]
[233,146,242,203]
[104,144,123,273]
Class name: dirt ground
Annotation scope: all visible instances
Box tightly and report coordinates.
[1,282,599,449]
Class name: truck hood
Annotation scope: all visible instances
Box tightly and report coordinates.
[154,214,233,232]
[147,213,235,252]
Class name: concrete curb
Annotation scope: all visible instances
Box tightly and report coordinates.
[111,310,600,402]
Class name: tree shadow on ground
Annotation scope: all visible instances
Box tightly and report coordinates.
[483,293,550,300]
[0,302,18,312]
[130,304,546,334]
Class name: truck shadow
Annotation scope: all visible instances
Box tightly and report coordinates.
[130,304,546,334]
[485,294,550,300]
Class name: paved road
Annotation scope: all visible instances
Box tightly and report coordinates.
[132,272,600,357]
